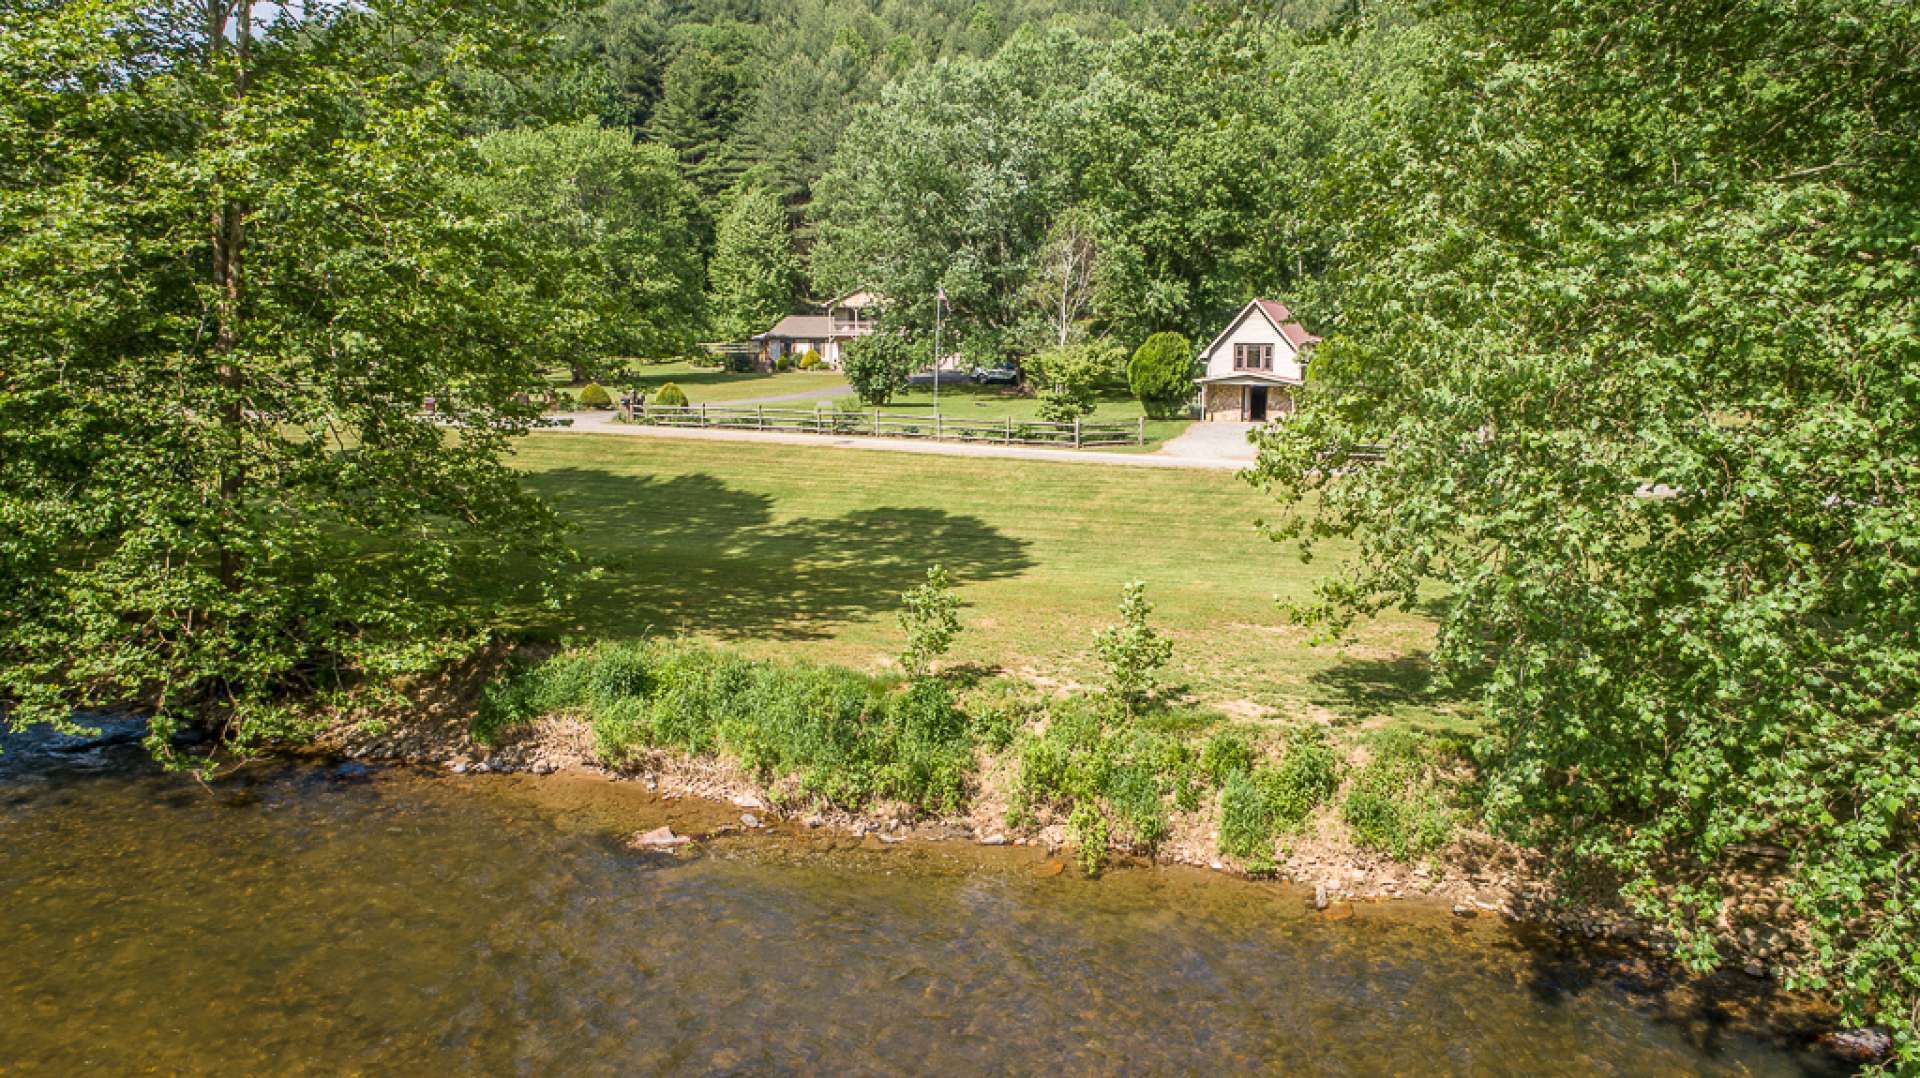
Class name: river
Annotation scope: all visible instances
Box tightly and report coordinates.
[0,751,1844,1074]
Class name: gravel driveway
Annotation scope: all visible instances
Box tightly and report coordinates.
[1156,422,1262,464]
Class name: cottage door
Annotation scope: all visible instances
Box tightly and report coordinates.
[1247,386,1269,421]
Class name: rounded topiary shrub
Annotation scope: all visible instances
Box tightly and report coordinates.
[576,382,613,409]
[1128,332,1197,418]
[653,382,689,408]
[798,353,825,370]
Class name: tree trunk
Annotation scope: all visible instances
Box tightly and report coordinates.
[209,0,250,591]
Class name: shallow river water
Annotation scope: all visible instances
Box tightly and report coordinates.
[0,757,1844,1075]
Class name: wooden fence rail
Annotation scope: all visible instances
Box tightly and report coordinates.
[621,402,1144,448]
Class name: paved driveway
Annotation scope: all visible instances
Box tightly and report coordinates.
[1157,421,1262,464]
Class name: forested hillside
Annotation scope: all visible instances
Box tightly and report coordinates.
[473,0,1357,348]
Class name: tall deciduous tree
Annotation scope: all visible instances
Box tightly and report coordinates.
[0,0,573,755]
[706,182,802,341]
[809,29,1096,358]
[474,121,705,381]
[1249,0,1920,1056]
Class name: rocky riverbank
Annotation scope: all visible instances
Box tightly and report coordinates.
[316,695,1832,1007]
[0,704,1882,1066]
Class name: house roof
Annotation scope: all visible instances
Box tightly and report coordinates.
[1254,299,1320,348]
[1199,299,1321,359]
[754,314,832,340]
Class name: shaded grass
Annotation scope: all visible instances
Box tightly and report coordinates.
[496,432,1462,733]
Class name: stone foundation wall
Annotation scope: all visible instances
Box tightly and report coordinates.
[1203,383,1243,422]
[1201,383,1298,422]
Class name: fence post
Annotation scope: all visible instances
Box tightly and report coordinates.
[758,405,765,431]
[872,409,879,436]
[1006,415,1013,445]
[700,402,707,427]
[935,412,942,441]
[1138,415,1145,446]
[1073,417,1081,449]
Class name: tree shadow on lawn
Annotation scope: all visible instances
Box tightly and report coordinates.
[522,468,1034,642]
[1307,653,1477,728]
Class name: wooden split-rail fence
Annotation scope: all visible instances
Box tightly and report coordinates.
[621,402,1144,449]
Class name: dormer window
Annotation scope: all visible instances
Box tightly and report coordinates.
[1233,343,1273,371]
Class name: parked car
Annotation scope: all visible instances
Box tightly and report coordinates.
[969,362,1021,385]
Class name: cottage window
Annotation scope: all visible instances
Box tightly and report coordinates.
[1233,343,1272,370]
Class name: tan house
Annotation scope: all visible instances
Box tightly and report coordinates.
[751,291,881,368]
[1194,299,1319,421]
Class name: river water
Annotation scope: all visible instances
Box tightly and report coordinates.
[0,755,1843,1075]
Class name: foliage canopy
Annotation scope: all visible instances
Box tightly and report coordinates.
[0,0,573,753]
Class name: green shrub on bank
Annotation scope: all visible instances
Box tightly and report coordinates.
[474,640,983,813]
[576,382,613,409]
[1198,727,1254,785]
[653,382,688,407]
[1011,696,1215,872]
[1218,769,1276,870]
[1214,727,1344,871]
[1267,727,1343,827]
[1342,730,1455,860]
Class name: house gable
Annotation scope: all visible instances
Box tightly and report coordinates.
[1197,299,1317,384]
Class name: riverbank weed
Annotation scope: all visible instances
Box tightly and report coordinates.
[474,640,984,813]
[1342,729,1456,861]
[1215,728,1344,871]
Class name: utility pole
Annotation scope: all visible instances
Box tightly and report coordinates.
[932,285,946,415]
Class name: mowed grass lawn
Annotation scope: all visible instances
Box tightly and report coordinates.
[626,360,847,403]
[833,381,1194,452]
[505,433,1466,733]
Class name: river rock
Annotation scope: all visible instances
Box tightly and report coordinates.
[803,815,825,829]
[1451,904,1478,919]
[731,793,766,810]
[740,813,762,828]
[979,833,1008,846]
[448,761,469,774]
[1823,1027,1892,1063]
[630,826,691,848]
[1314,884,1330,911]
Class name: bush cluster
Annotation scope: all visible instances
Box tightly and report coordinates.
[842,332,920,405]
[476,641,986,813]
[1214,727,1343,871]
[575,382,613,409]
[1340,730,1455,860]
[652,381,689,407]
[1127,332,1195,417]
[797,353,825,370]
[1011,697,1215,871]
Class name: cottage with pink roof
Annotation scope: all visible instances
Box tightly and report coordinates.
[1194,299,1320,422]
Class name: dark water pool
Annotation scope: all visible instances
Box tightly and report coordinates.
[0,759,1841,1074]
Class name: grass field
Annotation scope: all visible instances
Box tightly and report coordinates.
[505,433,1467,736]
[832,381,1194,452]
[547,361,848,405]
[626,360,847,403]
